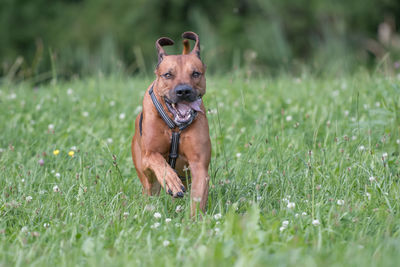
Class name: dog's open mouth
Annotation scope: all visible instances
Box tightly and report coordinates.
[165,98,203,124]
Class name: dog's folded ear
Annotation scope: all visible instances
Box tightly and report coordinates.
[182,31,201,58]
[156,37,174,65]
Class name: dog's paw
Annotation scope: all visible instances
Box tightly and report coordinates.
[164,174,186,198]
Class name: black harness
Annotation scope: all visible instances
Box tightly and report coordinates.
[139,85,197,179]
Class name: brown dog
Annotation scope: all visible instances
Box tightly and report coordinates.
[131,32,211,216]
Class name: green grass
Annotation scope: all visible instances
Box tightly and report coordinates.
[1,72,400,266]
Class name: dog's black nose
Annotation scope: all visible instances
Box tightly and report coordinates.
[174,84,194,100]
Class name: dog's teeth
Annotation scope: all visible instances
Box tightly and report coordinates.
[172,103,176,108]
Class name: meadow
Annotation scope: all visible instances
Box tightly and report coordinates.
[1,72,400,266]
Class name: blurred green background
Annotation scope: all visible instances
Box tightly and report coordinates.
[1,0,400,81]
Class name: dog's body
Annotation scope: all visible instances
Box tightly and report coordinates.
[131,32,211,215]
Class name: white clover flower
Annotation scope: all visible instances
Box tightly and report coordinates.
[82,111,89,117]
[344,110,349,116]
[352,136,357,140]
[53,185,60,192]
[21,226,28,233]
[286,115,292,121]
[55,173,61,178]
[382,152,388,158]
[150,222,160,229]
[287,202,295,209]
[175,205,183,213]
[70,146,77,151]
[163,240,170,247]
[21,179,25,183]
[302,212,307,216]
[43,223,50,228]
[67,88,73,95]
[375,102,380,107]
[365,192,371,200]
[213,213,222,220]
[175,223,181,227]
[279,226,286,232]
[123,212,129,217]
[337,199,344,206]
[236,153,241,158]
[110,101,116,107]
[312,219,320,226]
[119,113,126,120]
[214,228,220,234]
[359,145,365,151]
[257,196,262,201]
[369,176,375,182]
[26,196,33,202]
[397,139,400,145]
[165,218,172,223]
[282,220,289,227]
[107,138,113,144]
[9,93,17,99]
[295,213,299,218]
[48,124,55,130]
[154,212,162,219]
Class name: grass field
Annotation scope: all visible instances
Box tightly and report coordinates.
[1,72,400,266]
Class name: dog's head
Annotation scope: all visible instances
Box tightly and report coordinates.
[154,32,206,124]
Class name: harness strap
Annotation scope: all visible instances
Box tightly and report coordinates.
[168,132,180,169]
[139,112,143,136]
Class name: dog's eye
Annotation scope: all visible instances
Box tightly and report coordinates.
[192,71,201,78]
[163,73,173,79]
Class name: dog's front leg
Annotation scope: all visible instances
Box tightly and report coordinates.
[188,160,210,217]
[142,152,186,198]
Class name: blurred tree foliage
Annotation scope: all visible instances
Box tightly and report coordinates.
[1,0,400,80]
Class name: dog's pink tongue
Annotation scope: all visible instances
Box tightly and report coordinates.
[176,99,203,114]
[189,99,203,113]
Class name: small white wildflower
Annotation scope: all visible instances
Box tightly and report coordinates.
[53,185,59,192]
[175,223,181,227]
[154,212,162,219]
[312,219,320,226]
[369,176,375,182]
[9,93,17,99]
[375,102,380,107]
[397,139,400,145]
[257,196,262,201]
[344,110,349,116]
[337,199,345,206]
[365,192,371,200]
[295,213,299,218]
[82,111,89,117]
[282,220,289,227]
[352,136,357,140]
[26,196,33,202]
[150,222,160,229]
[236,153,241,158]
[213,213,222,220]
[145,204,155,211]
[55,173,61,178]
[123,212,129,217]
[286,115,292,121]
[70,146,77,151]
[165,218,172,223]
[21,226,28,233]
[302,212,307,216]
[359,145,365,151]
[163,240,170,247]
[67,88,73,95]
[287,202,295,209]
[279,226,286,232]
[48,124,55,130]
[214,227,220,234]
[110,101,116,107]
[21,179,25,183]
[107,138,113,144]
[175,205,183,213]
[382,152,388,158]
[36,104,41,110]
[43,223,50,228]
[240,127,246,133]
[119,113,126,120]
